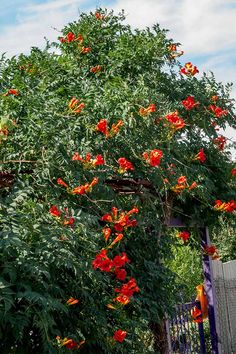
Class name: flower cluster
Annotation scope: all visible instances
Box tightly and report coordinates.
[180,62,199,76]
[49,205,74,226]
[91,206,140,344]
[181,96,199,110]
[56,177,98,195]
[72,152,104,167]
[139,103,156,116]
[208,105,228,118]
[102,207,138,236]
[177,231,190,242]
[165,111,185,131]
[72,177,99,195]
[117,157,134,173]
[142,149,163,167]
[168,44,184,59]
[194,149,206,163]
[203,245,220,260]
[68,97,85,114]
[90,65,102,73]
[172,176,197,193]
[92,250,130,281]
[214,200,236,213]
[80,46,91,54]
[213,135,226,150]
[59,32,83,44]
[114,278,139,305]
[56,336,85,350]
[96,119,123,138]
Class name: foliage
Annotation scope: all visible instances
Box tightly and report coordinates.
[0,8,236,353]
[167,231,203,302]
[211,217,236,261]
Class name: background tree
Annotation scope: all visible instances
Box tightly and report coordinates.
[0,9,235,353]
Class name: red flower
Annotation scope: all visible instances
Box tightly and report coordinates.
[113,253,130,268]
[68,97,85,114]
[57,178,69,188]
[191,307,203,323]
[103,227,112,242]
[114,294,130,305]
[90,65,102,73]
[56,336,84,349]
[110,120,123,135]
[194,149,206,163]
[181,96,199,110]
[208,105,228,118]
[118,157,134,173]
[231,168,236,176]
[49,205,61,217]
[143,149,163,167]
[139,103,156,116]
[188,181,198,191]
[96,119,108,137]
[66,297,80,305]
[115,278,139,298]
[115,268,127,281]
[5,89,19,96]
[80,47,91,54]
[213,135,226,151]
[102,213,113,222]
[92,250,113,272]
[114,330,127,343]
[108,233,124,248]
[60,32,83,44]
[96,119,123,138]
[63,217,74,226]
[204,244,220,260]
[166,111,185,131]
[177,176,187,185]
[67,32,75,42]
[177,231,190,242]
[72,152,83,161]
[95,12,104,20]
[180,62,199,76]
[93,154,105,166]
[127,207,139,215]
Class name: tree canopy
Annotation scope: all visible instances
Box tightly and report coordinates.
[0,9,236,353]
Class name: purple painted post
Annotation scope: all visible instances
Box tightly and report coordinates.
[199,226,219,354]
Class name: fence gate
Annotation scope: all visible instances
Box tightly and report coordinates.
[166,301,207,353]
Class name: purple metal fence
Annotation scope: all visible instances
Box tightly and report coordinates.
[167,300,206,353]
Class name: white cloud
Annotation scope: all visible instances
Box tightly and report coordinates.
[0,0,90,57]
[109,0,236,56]
[25,0,84,13]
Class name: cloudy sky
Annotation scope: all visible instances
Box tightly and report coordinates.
[1,0,236,141]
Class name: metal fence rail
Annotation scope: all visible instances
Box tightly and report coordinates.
[166,301,206,353]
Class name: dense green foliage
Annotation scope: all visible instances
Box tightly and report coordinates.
[0,9,235,353]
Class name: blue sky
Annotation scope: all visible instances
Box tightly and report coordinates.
[0,0,236,142]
